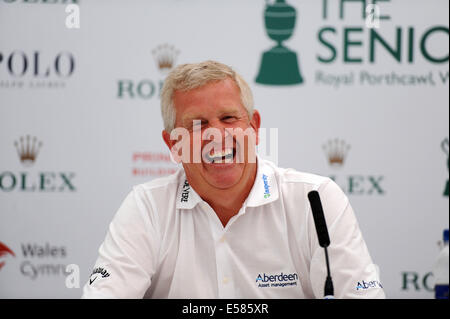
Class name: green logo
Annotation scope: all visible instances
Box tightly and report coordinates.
[442,138,449,197]
[401,271,434,292]
[0,136,76,192]
[255,0,304,85]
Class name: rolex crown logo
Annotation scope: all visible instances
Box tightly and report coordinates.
[14,135,43,166]
[152,44,180,74]
[323,138,351,167]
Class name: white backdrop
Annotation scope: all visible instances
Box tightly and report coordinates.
[0,0,448,298]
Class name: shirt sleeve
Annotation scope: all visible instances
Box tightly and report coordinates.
[309,179,386,299]
[81,186,161,298]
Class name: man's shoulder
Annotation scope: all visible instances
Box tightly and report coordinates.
[133,167,184,194]
[125,168,185,221]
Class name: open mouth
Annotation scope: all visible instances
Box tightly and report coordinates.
[203,147,236,164]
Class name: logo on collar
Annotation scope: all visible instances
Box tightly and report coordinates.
[180,180,190,203]
[262,174,271,198]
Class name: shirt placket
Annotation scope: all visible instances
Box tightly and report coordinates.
[200,201,243,298]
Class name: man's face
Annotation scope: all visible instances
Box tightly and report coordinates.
[163,78,260,191]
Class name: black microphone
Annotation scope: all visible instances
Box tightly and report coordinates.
[308,190,334,299]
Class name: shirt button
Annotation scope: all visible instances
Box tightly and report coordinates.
[223,277,229,284]
[219,236,226,243]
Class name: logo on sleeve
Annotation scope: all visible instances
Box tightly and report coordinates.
[355,280,383,291]
[89,267,110,285]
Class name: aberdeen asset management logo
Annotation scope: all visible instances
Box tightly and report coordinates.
[355,280,383,291]
[256,272,299,288]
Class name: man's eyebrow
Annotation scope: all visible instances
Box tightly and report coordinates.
[219,109,241,116]
[181,115,206,126]
[181,108,244,126]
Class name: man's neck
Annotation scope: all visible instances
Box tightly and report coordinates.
[193,163,258,227]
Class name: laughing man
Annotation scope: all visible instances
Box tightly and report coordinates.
[82,61,385,299]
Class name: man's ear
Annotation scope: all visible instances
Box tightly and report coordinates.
[162,129,182,164]
[162,128,185,164]
[162,130,173,150]
[250,110,261,145]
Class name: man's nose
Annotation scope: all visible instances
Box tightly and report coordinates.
[209,119,226,129]
[205,119,227,137]
[202,120,233,145]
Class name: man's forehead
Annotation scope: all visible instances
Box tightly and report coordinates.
[174,82,245,119]
[173,78,240,102]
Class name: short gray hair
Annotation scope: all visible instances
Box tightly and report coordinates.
[160,60,254,132]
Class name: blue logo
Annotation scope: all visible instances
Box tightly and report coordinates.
[355,280,383,290]
[262,174,271,198]
[256,272,299,288]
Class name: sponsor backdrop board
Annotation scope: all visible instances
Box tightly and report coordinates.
[0,0,448,298]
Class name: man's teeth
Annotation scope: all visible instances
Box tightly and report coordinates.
[208,148,234,163]
[210,149,233,158]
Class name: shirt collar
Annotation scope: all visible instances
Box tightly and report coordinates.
[245,157,279,207]
[176,177,203,210]
[176,156,279,210]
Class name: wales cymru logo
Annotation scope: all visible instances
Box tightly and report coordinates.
[442,138,449,197]
[0,242,15,271]
[255,0,304,85]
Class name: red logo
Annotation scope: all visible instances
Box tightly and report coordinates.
[0,242,15,270]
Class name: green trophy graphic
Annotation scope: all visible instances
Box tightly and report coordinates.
[442,138,449,197]
[256,0,303,85]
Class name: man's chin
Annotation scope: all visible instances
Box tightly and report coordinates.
[201,162,244,189]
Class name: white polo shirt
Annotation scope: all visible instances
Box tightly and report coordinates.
[82,158,385,299]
